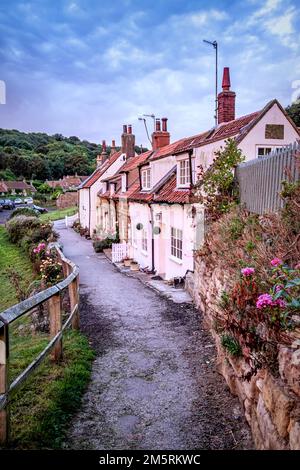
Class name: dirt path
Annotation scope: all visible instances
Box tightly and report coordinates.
[56,222,252,450]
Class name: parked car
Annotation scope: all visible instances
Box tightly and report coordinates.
[14,198,23,205]
[0,199,15,209]
[32,204,48,214]
[24,197,33,204]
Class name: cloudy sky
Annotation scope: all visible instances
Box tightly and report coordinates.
[0,0,299,146]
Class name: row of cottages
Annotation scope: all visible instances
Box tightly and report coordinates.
[79,67,300,281]
[0,179,36,196]
[46,174,88,191]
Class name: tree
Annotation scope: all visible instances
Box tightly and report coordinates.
[286,98,300,127]
[195,138,245,221]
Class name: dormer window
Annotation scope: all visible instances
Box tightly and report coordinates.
[178,159,190,187]
[141,168,151,190]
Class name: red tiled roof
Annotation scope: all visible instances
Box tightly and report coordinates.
[5,181,36,191]
[153,174,191,204]
[0,182,8,192]
[149,139,186,161]
[175,111,261,153]
[128,188,153,202]
[81,151,122,188]
[120,150,152,172]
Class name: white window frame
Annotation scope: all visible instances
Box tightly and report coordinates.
[142,228,148,253]
[256,146,284,159]
[170,227,183,260]
[141,168,151,190]
[177,159,190,187]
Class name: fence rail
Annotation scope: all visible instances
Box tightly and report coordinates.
[235,142,299,214]
[0,243,80,445]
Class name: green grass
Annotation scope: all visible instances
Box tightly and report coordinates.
[40,206,77,222]
[0,226,35,311]
[9,329,95,449]
[0,225,94,449]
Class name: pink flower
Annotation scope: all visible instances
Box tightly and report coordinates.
[256,293,286,310]
[33,248,38,254]
[241,267,255,277]
[256,294,274,309]
[275,284,284,293]
[271,257,283,267]
[274,298,286,309]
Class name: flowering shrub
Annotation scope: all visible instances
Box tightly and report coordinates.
[40,257,63,286]
[220,258,300,378]
[241,267,255,277]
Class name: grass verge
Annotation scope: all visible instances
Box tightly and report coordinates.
[0,225,94,449]
[40,206,77,222]
[0,226,35,311]
[8,329,95,449]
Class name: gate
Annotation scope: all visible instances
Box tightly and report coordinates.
[112,243,129,262]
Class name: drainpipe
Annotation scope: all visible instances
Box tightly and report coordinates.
[149,203,155,273]
[188,149,193,188]
[88,187,91,234]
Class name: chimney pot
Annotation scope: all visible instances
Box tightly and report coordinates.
[155,119,161,132]
[161,117,168,132]
[222,67,231,91]
[123,124,127,134]
[128,124,132,134]
[102,140,107,152]
[112,139,115,147]
[218,67,236,124]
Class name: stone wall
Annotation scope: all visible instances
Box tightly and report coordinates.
[56,191,78,209]
[188,257,300,450]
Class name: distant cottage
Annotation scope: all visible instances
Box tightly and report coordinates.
[0,179,36,196]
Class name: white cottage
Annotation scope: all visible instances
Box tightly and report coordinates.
[126,67,300,280]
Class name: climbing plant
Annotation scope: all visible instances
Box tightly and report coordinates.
[195,138,245,221]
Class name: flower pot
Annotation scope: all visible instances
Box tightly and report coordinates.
[123,259,132,267]
[130,262,139,271]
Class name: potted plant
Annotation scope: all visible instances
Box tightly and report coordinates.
[130,260,139,271]
[123,256,132,267]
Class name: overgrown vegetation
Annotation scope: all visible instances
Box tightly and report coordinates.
[221,334,242,357]
[8,207,38,219]
[0,227,35,310]
[198,174,300,379]
[194,138,245,222]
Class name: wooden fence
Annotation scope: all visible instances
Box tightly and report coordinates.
[0,243,79,445]
[235,142,300,214]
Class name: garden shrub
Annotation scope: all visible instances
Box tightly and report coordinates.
[6,215,58,252]
[93,237,113,253]
[9,207,38,219]
[221,334,242,357]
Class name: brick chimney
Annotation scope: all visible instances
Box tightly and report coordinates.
[110,139,116,156]
[152,117,170,150]
[121,124,135,159]
[218,67,236,124]
[96,140,108,167]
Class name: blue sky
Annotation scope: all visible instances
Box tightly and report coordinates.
[0,0,299,146]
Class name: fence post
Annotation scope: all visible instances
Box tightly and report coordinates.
[48,292,62,362]
[70,277,80,330]
[0,323,9,445]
